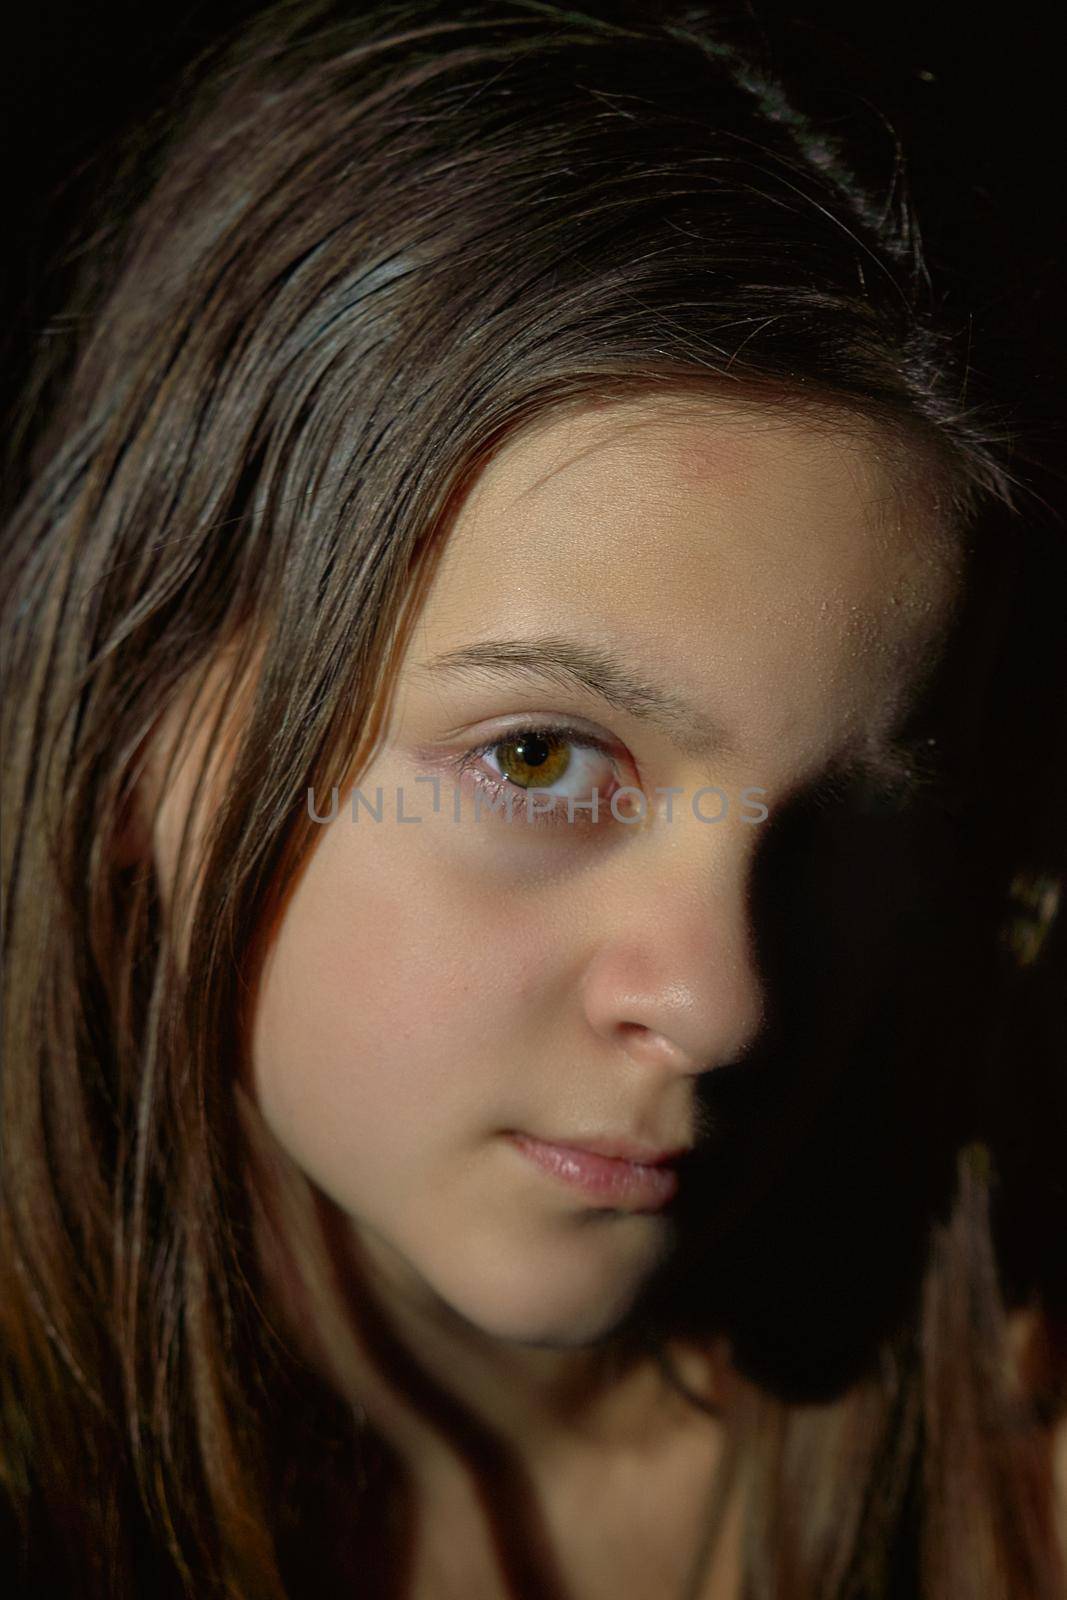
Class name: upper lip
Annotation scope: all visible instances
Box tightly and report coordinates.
[520,1133,692,1167]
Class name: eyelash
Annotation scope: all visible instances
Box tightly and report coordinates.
[444,722,626,831]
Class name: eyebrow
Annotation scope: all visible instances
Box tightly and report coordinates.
[415,634,730,761]
[415,632,929,793]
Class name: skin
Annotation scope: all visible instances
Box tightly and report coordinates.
[145,395,964,1591]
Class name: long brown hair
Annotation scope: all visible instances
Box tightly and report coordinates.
[3,3,1064,1596]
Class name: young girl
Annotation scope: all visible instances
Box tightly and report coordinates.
[3,3,1064,1596]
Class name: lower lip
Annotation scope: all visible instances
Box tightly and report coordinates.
[506,1133,679,1210]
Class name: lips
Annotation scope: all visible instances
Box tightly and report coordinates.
[505,1132,682,1209]
[545,1134,690,1166]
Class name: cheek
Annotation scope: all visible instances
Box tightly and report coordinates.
[246,805,552,1200]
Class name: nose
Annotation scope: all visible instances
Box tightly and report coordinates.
[579,838,767,1080]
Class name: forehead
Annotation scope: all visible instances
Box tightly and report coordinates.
[407,396,961,767]
[448,394,949,587]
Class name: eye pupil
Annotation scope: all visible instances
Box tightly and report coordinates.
[497,733,571,788]
[515,734,550,767]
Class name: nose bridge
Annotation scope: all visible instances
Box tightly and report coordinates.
[579,817,767,1075]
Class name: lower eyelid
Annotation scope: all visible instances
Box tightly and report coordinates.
[471,775,613,828]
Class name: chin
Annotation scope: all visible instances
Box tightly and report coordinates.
[432,1251,656,1348]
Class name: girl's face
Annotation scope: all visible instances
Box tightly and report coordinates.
[228,398,959,1350]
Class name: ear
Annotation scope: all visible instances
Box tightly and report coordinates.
[111,718,171,873]
[109,633,261,880]
[109,693,199,876]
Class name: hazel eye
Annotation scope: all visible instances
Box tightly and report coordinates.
[449,721,630,828]
[492,730,574,789]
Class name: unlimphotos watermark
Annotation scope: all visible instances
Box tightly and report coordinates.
[306,777,769,826]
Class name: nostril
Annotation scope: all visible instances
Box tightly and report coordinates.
[619,1020,665,1046]
[616,1020,691,1069]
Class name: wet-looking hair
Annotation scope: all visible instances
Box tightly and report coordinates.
[2,3,1063,1597]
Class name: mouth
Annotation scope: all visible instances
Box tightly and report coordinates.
[504,1132,682,1211]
